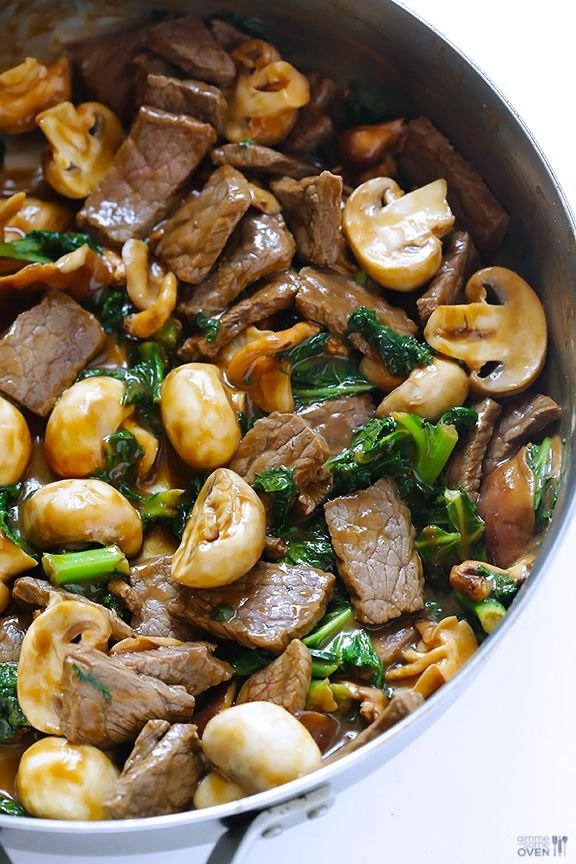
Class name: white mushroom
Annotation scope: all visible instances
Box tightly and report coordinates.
[0,395,32,485]
[376,356,469,420]
[161,364,241,469]
[21,479,143,557]
[17,737,119,820]
[172,469,266,588]
[193,772,246,809]
[343,177,454,291]
[17,598,111,735]
[202,701,322,793]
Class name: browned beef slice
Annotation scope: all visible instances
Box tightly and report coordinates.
[399,117,509,253]
[60,647,195,749]
[108,555,195,641]
[371,615,419,666]
[324,691,424,763]
[179,213,295,316]
[298,395,374,456]
[483,394,561,476]
[12,576,134,642]
[147,15,235,86]
[78,107,216,246]
[237,640,311,714]
[0,614,30,663]
[297,267,418,341]
[144,74,228,132]
[264,535,289,561]
[170,562,335,654]
[132,53,180,106]
[324,478,424,626]
[285,72,337,154]
[72,24,150,121]
[114,643,233,696]
[104,720,202,819]
[0,292,104,416]
[212,143,319,180]
[209,18,249,50]
[153,166,251,284]
[179,270,300,360]
[271,172,348,267]
[229,412,332,515]
[444,399,502,502]
[417,231,479,325]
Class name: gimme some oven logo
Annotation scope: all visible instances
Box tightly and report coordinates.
[517,837,570,857]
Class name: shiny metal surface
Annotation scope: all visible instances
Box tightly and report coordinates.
[0,0,575,856]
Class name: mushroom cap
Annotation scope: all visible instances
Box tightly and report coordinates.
[424,266,547,397]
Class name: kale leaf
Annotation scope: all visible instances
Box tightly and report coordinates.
[526,437,561,532]
[343,80,389,125]
[0,796,27,816]
[193,311,221,344]
[416,488,486,586]
[0,230,101,264]
[88,287,136,336]
[94,430,144,497]
[0,485,22,548]
[253,466,298,529]
[279,517,335,572]
[439,407,478,436]
[0,663,28,743]
[345,307,432,377]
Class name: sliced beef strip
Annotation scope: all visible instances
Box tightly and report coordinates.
[483,394,561,476]
[0,291,104,416]
[170,562,335,654]
[271,172,349,268]
[144,74,228,132]
[298,395,374,456]
[179,213,295,317]
[209,17,249,50]
[60,647,195,749]
[0,613,30,663]
[211,143,320,180]
[114,642,233,696]
[229,412,332,515]
[179,270,300,360]
[71,23,150,122]
[104,720,202,819]
[154,166,251,284]
[132,53,180,106]
[399,117,509,253]
[285,72,337,154]
[237,639,311,714]
[146,15,235,86]
[12,576,134,642]
[371,615,419,666]
[297,266,418,342]
[78,107,217,246]
[324,478,424,626]
[416,231,479,325]
[324,691,424,763]
[108,555,196,641]
[444,398,502,502]
[264,535,290,561]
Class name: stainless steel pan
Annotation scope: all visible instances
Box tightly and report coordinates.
[0,1,574,861]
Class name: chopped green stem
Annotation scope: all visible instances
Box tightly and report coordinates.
[42,545,130,586]
[303,606,355,649]
[140,489,185,524]
[456,592,507,634]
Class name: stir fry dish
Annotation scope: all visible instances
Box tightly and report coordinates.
[0,13,562,821]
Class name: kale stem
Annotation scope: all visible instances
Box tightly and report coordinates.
[42,546,130,586]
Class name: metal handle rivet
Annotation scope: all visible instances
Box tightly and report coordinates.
[307,806,328,820]
[262,824,283,839]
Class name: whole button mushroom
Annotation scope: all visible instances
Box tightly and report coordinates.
[17,737,119,820]
[171,468,266,588]
[424,266,547,397]
[161,363,241,469]
[343,177,454,291]
[376,356,469,421]
[202,701,322,794]
[0,395,32,485]
[21,479,143,557]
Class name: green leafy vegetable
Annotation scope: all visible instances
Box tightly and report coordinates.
[42,545,130,586]
[71,664,111,701]
[354,270,369,287]
[344,80,389,125]
[212,604,235,622]
[99,592,130,622]
[345,307,432,376]
[0,796,26,816]
[152,318,183,352]
[0,485,22,547]
[0,663,28,743]
[0,230,101,264]
[193,311,221,344]
[140,489,185,525]
[278,518,335,572]
[94,429,144,496]
[79,342,166,431]
[416,488,486,586]
[309,648,341,678]
[303,602,354,650]
[476,564,519,601]
[88,287,136,336]
[439,407,478,436]
[527,438,561,532]
[332,629,384,687]
[253,466,298,529]
[224,645,275,677]
[456,593,507,634]
[326,413,458,499]
[238,138,256,148]
[424,600,444,623]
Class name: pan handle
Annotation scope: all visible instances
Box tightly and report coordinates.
[204,786,334,864]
